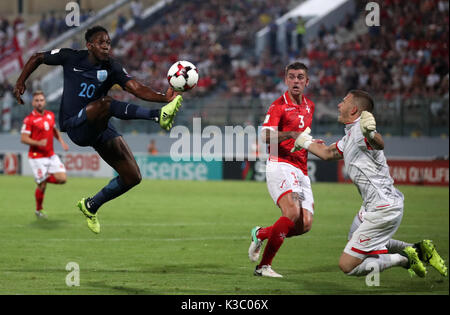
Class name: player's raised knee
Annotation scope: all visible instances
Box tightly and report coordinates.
[123,171,142,188]
[302,222,312,233]
[98,96,113,109]
[86,96,113,120]
[338,254,358,274]
[339,262,353,274]
[54,173,67,184]
[134,172,142,186]
[89,96,112,108]
[285,208,301,222]
[279,197,301,222]
[302,211,313,233]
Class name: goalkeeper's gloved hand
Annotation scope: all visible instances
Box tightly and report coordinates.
[360,111,377,139]
[291,127,313,152]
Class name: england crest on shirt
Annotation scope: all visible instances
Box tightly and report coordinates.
[97,70,108,82]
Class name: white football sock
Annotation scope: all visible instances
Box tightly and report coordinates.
[346,254,408,276]
[386,239,413,254]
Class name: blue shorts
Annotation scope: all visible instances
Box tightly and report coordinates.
[64,108,121,150]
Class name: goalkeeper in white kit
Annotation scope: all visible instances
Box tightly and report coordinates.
[291,89,447,278]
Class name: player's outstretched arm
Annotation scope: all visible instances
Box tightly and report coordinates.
[290,127,342,160]
[366,132,384,150]
[124,79,178,103]
[21,133,46,147]
[360,111,384,150]
[14,52,45,105]
[53,127,69,151]
[308,142,343,161]
[261,128,299,144]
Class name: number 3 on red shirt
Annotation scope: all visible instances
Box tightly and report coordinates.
[298,115,304,129]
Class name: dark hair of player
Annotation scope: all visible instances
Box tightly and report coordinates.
[85,25,109,43]
[285,62,308,76]
[349,89,374,112]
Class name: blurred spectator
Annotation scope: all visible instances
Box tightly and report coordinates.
[47,11,56,39]
[0,78,12,98]
[114,13,127,38]
[13,15,25,32]
[39,13,49,40]
[147,139,158,155]
[0,16,10,34]
[268,20,278,56]
[426,67,441,89]
[56,14,67,36]
[130,0,143,29]
[296,16,306,53]
[285,18,296,53]
[80,9,94,24]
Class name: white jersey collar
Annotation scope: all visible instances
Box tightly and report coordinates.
[345,116,361,131]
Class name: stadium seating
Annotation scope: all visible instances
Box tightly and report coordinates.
[1,0,448,136]
[107,0,448,134]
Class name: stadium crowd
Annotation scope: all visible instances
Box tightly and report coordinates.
[106,0,448,129]
[299,0,449,101]
[38,10,95,41]
[1,0,448,133]
[5,0,448,105]
[0,15,25,61]
[110,0,298,100]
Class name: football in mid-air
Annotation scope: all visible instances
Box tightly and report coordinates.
[167,60,199,92]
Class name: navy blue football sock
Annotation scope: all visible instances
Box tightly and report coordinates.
[88,176,130,213]
[109,99,160,121]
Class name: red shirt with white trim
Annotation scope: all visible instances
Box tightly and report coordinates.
[21,110,56,159]
[262,91,315,175]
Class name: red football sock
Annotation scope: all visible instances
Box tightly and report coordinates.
[35,188,44,211]
[46,174,58,184]
[287,222,305,237]
[258,216,295,267]
[257,226,273,241]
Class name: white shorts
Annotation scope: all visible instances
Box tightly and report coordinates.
[28,154,66,184]
[265,160,314,214]
[344,201,404,259]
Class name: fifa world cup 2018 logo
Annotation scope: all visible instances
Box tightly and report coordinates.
[365,2,380,27]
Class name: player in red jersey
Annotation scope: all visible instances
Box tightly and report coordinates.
[248,62,317,277]
[21,91,69,218]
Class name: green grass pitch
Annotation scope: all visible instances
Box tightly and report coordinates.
[0,175,448,295]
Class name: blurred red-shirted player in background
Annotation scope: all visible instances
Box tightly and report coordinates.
[21,91,69,219]
[248,62,317,277]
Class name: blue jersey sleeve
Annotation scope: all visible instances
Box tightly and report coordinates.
[42,48,74,66]
[110,59,133,89]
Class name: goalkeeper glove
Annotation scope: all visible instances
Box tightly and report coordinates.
[360,111,377,139]
[291,127,313,152]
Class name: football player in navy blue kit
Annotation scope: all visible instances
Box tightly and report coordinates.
[14,26,183,233]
